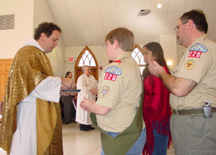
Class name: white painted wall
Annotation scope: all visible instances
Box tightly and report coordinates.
[160,35,178,71]
[0,0,34,58]
[0,0,65,77]
[65,45,109,80]
[33,0,65,77]
[177,44,186,63]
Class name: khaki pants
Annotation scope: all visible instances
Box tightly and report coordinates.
[170,113,216,155]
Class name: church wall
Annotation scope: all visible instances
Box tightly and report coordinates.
[0,0,34,58]
[33,0,65,77]
[65,46,109,80]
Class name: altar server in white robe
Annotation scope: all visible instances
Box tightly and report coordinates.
[76,66,98,131]
[0,22,73,155]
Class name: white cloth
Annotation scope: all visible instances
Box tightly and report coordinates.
[10,39,61,155]
[10,76,61,155]
[22,38,45,52]
[76,74,97,125]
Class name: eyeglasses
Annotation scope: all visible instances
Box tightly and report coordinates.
[103,44,107,49]
[174,21,188,33]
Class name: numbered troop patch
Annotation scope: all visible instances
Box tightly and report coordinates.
[184,59,195,70]
[98,86,110,98]
[188,43,208,58]
[104,66,122,81]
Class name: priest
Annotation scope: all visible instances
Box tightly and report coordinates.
[0,22,73,155]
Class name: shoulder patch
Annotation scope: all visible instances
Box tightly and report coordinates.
[188,43,208,58]
[104,66,122,82]
[184,59,195,70]
[98,85,110,98]
[105,66,122,75]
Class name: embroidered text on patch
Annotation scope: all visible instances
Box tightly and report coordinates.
[104,66,122,81]
[188,43,208,58]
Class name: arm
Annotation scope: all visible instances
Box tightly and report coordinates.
[80,98,111,115]
[32,76,61,102]
[148,60,197,97]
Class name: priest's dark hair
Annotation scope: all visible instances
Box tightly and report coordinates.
[34,22,62,40]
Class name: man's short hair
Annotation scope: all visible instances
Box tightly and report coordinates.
[105,27,134,52]
[180,9,208,33]
[34,22,62,40]
[82,65,90,72]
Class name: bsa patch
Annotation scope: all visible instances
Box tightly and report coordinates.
[104,66,122,81]
[188,43,208,58]
[184,60,195,70]
[98,86,110,98]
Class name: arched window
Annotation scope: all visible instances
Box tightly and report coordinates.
[75,46,98,82]
[131,44,146,74]
[78,49,96,67]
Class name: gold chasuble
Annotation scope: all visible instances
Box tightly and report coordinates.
[0,46,63,155]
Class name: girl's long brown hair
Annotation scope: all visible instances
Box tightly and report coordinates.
[142,42,169,78]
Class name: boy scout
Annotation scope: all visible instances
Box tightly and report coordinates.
[148,10,216,155]
[80,27,146,155]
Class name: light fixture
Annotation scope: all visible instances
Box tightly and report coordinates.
[167,60,173,67]
[157,3,162,8]
[137,9,151,16]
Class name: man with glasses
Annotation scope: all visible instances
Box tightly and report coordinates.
[148,10,216,155]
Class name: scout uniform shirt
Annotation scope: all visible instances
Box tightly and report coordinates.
[170,34,216,110]
[96,52,144,132]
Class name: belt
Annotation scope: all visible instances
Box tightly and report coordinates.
[173,107,216,115]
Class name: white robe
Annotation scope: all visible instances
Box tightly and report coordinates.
[76,74,97,125]
[10,39,61,155]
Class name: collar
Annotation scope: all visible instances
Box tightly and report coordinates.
[193,34,208,43]
[113,52,131,62]
[22,38,45,52]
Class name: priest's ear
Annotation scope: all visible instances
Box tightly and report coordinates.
[40,32,47,40]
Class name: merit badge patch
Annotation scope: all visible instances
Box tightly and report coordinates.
[98,86,110,98]
[184,60,195,70]
[188,43,208,58]
[104,66,122,81]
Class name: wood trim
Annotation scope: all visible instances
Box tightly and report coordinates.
[0,58,13,114]
[74,46,98,82]
[133,44,143,53]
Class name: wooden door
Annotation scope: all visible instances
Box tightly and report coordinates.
[0,59,13,113]
[74,46,98,83]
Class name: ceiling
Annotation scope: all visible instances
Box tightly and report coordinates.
[47,0,216,47]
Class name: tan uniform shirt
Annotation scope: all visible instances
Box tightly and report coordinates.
[170,34,216,110]
[96,52,143,132]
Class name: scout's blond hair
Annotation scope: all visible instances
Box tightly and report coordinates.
[105,27,134,52]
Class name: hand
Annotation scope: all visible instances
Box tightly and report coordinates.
[148,59,166,78]
[60,85,78,96]
[90,87,98,95]
[60,91,71,96]
[80,97,92,112]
